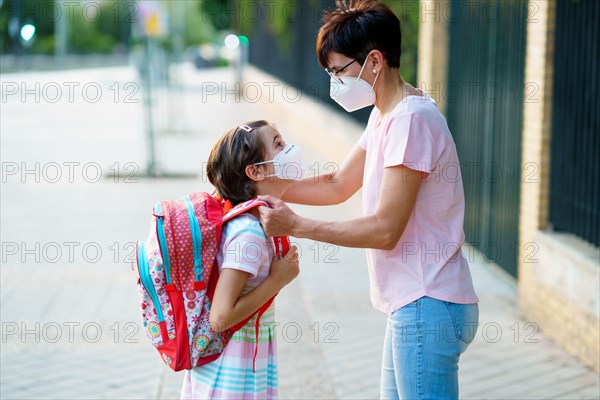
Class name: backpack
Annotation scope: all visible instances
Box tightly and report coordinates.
[133,192,289,371]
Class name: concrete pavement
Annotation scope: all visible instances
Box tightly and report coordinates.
[1,65,599,399]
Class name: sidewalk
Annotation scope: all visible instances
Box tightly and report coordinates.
[1,65,598,399]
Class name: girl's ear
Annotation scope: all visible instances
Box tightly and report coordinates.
[245,164,265,182]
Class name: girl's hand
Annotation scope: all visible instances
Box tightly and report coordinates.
[209,245,299,332]
[269,245,300,289]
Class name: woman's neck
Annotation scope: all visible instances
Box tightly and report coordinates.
[373,70,412,118]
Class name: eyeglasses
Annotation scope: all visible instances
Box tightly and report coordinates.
[325,59,357,84]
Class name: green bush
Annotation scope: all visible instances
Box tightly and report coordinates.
[32,35,55,55]
[384,0,420,85]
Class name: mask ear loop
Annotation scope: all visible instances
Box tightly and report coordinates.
[251,161,278,180]
[370,69,380,90]
[252,160,275,181]
[253,160,273,166]
[358,52,380,91]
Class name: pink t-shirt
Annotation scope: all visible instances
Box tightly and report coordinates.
[358,94,479,314]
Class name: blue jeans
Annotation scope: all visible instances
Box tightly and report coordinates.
[381,296,479,399]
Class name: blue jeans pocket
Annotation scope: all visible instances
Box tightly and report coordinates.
[444,302,479,346]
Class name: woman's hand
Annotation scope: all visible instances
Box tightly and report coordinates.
[257,195,300,237]
[269,245,300,289]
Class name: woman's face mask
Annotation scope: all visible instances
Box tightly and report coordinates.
[253,144,304,181]
[329,54,380,113]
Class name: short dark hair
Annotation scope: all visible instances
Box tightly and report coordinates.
[316,0,401,69]
[206,120,271,205]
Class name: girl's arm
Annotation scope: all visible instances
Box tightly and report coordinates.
[209,246,299,332]
[282,145,366,206]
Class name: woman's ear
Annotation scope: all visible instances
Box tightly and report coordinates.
[369,50,385,75]
[245,164,265,182]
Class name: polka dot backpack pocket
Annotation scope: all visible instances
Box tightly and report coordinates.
[133,192,289,371]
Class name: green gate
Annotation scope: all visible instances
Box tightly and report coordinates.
[446,0,528,277]
[549,0,599,247]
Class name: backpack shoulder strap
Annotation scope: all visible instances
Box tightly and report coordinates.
[222,198,268,222]
[222,199,290,258]
[219,198,291,373]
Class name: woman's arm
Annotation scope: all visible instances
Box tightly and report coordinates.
[259,165,422,250]
[209,246,299,332]
[282,145,366,206]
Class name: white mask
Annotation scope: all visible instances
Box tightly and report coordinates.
[329,55,380,112]
[253,144,304,181]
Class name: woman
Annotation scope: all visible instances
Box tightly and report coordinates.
[258,1,479,399]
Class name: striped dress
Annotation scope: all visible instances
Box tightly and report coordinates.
[181,213,278,399]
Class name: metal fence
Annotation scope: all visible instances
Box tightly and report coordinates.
[446,0,528,278]
[549,0,600,247]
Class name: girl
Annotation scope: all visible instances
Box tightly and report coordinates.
[180,120,302,399]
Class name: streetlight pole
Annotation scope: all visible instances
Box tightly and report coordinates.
[142,36,157,177]
[8,0,22,68]
[55,0,68,66]
[137,1,163,178]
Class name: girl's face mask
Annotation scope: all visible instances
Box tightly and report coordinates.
[253,144,304,181]
[329,53,380,113]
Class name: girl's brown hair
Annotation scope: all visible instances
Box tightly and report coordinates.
[206,120,271,205]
